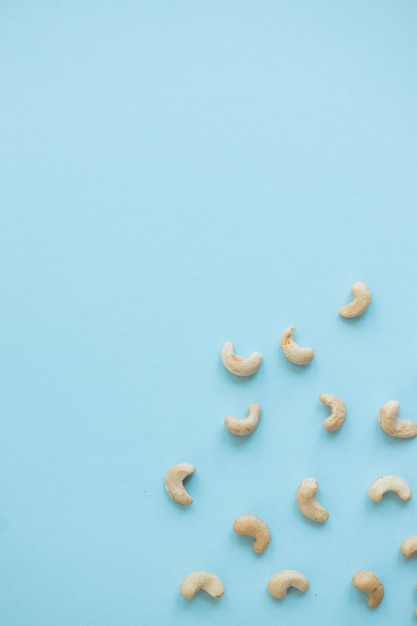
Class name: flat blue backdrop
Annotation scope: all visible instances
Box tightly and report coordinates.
[1,1,417,624]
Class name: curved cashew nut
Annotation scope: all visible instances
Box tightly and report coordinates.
[232,514,271,553]
[400,535,417,558]
[221,341,262,376]
[280,326,314,365]
[267,570,309,599]
[180,571,224,599]
[352,571,384,607]
[296,478,329,522]
[224,403,261,436]
[339,281,372,318]
[165,462,195,505]
[319,394,346,431]
[368,475,412,502]
[378,400,417,438]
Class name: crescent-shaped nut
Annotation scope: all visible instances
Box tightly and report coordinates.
[267,570,309,599]
[352,571,384,608]
[319,394,346,431]
[378,400,417,438]
[164,462,195,505]
[400,535,417,558]
[180,571,224,599]
[339,281,372,318]
[220,341,262,376]
[280,326,314,365]
[232,514,271,554]
[224,403,261,436]
[368,475,412,502]
[296,478,329,522]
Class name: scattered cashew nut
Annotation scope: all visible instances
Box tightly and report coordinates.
[319,394,346,431]
[221,341,262,376]
[352,571,384,607]
[339,281,372,318]
[224,403,261,436]
[368,475,412,502]
[180,571,224,599]
[280,326,314,365]
[378,400,417,438]
[296,478,329,522]
[232,514,271,553]
[267,570,309,599]
[165,462,195,505]
[400,535,417,558]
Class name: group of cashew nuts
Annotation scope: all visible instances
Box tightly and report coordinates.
[165,282,417,612]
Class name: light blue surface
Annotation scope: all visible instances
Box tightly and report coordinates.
[1,1,417,624]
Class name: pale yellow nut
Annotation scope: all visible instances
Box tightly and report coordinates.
[232,514,271,554]
[400,535,417,558]
[352,571,384,608]
[164,462,195,506]
[220,341,262,376]
[224,403,261,436]
[180,571,224,599]
[319,394,346,431]
[378,400,417,438]
[296,478,329,522]
[267,570,309,599]
[280,326,314,365]
[368,475,412,502]
[339,281,372,318]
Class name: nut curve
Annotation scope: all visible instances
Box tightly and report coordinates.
[224,403,261,436]
[165,462,195,505]
[221,341,262,376]
[378,400,417,438]
[180,571,224,599]
[368,475,412,502]
[319,394,346,431]
[352,571,384,607]
[232,514,271,554]
[296,478,329,522]
[339,281,372,318]
[267,570,309,599]
[280,326,314,365]
[400,535,417,558]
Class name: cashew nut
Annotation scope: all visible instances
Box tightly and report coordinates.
[352,571,384,607]
[180,571,224,599]
[280,326,314,365]
[232,514,270,553]
[378,400,417,438]
[319,394,346,431]
[267,570,309,599]
[296,478,329,522]
[224,403,261,436]
[400,535,417,558]
[221,341,262,376]
[339,281,372,318]
[368,475,412,502]
[165,462,195,505]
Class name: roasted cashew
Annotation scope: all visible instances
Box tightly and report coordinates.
[319,394,346,431]
[368,475,412,502]
[352,571,384,607]
[232,514,270,554]
[224,403,261,436]
[339,281,372,318]
[267,570,309,599]
[280,327,314,365]
[180,571,224,599]
[221,341,262,376]
[378,400,417,438]
[400,535,417,558]
[165,462,195,505]
[296,478,329,522]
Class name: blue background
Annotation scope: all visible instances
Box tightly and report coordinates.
[1,1,417,624]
